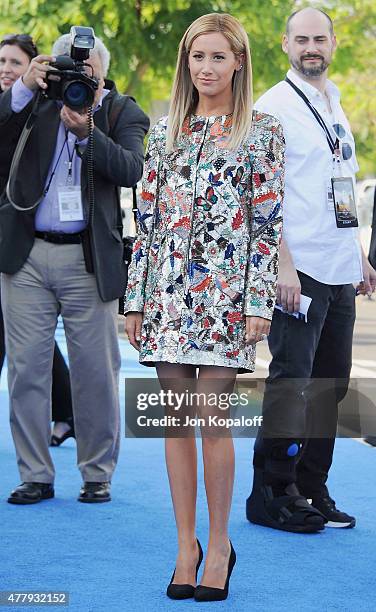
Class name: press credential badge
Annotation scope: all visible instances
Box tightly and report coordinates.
[58,185,84,222]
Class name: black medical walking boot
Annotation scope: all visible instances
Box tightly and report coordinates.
[246,441,326,533]
[246,469,326,533]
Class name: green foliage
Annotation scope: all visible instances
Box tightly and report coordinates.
[0,0,374,175]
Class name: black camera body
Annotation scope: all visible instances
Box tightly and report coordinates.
[45,26,99,110]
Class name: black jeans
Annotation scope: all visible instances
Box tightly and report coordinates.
[0,293,5,374]
[254,271,356,498]
[51,342,73,424]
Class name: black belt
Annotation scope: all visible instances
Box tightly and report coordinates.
[35,230,84,244]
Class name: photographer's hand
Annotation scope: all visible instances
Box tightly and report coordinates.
[61,106,91,140]
[22,55,56,92]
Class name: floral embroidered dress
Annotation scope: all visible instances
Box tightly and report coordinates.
[124,111,284,372]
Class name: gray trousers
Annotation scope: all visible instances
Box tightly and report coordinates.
[1,239,121,484]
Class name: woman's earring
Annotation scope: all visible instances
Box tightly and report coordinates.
[239,65,243,70]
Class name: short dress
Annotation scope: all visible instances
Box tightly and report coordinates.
[124,111,284,372]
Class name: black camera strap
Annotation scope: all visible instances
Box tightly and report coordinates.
[6,90,46,211]
[80,105,95,273]
[6,88,137,283]
[86,106,95,224]
[7,95,89,211]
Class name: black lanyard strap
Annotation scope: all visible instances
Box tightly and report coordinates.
[65,130,76,180]
[44,130,77,195]
[285,76,338,154]
[43,132,68,196]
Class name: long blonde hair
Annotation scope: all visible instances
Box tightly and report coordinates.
[166,13,253,152]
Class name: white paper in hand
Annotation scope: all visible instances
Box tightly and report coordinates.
[274,294,312,323]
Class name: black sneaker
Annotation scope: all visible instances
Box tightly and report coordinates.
[312,496,356,529]
[364,436,376,447]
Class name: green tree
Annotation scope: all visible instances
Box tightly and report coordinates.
[0,0,374,175]
[0,0,296,101]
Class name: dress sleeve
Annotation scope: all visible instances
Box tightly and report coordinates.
[244,115,285,319]
[123,122,162,313]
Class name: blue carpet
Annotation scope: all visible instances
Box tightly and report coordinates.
[0,326,375,611]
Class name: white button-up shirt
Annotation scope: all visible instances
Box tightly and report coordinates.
[255,69,363,285]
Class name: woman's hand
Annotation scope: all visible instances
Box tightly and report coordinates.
[357,250,376,296]
[245,316,270,345]
[125,312,144,351]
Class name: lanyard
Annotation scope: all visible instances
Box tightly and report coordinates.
[65,131,76,183]
[43,130,76,196]
[285,77,339,155]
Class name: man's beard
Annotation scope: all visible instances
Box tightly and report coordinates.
[291,54,329,77]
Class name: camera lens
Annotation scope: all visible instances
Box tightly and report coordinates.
[63,80,94,109]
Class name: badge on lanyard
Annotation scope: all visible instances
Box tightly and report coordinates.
[284,78,358,228]
[327,145,341,211]
[58,185,84,222]
[326,180,335,210]
[331,177,358,228]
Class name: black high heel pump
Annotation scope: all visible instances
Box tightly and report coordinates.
[194,540,236,602]
[166,539,203,600]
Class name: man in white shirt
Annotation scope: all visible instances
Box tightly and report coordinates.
[246,7,376,532]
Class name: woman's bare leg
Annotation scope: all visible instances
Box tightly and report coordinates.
[197,365,237,588]
[156,362,200,585]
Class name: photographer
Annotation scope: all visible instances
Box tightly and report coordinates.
[0,35,74,447]
[0,30,149,505]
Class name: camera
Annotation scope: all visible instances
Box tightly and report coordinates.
[45,26,99,110]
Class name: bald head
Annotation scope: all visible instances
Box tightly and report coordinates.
[286,7,334,36]
[282,6,336,81]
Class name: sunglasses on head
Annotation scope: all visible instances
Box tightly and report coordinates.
[0,33,38,55]
[1,34,33,43]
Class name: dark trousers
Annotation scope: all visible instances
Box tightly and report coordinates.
[254,271,356,498]
[51,343,73,424]
[0,291,4,373]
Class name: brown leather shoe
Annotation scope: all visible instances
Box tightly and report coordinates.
[7,482,54,505]
[78,481,111,503]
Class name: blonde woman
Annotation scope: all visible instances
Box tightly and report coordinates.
[125,13,284,601]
